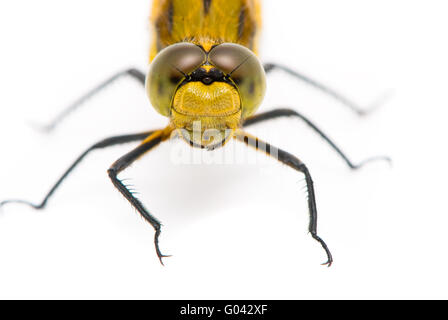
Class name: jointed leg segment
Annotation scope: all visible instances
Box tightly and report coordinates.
[264,63,385,116]
[235,130,333,266]
[107,127,174,265]
[41,68,146,132]
[0,131,154,210]
[244,108,391,170]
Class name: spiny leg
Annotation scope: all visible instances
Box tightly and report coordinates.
[264,63,391,116]
[235,130,333,266]
[39,68,146,132]
[0,131,154,210]
[244,108,391,170]
[107,127,174,265]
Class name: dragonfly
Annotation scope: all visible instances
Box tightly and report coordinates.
[0,0,389,266]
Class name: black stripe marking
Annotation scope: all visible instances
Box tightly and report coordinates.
[203,0,212,15]
[167,0,174,34]
[238,6,246,39]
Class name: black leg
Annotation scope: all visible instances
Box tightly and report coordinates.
[0,131,154,210]
[264,63,388,116]
[235,130,333,266]
[107,127,174,265]
[244,108,391,170]
[40,68,146,132]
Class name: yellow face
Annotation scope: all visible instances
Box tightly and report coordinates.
[171,81,242,148]
[146,42,266,148]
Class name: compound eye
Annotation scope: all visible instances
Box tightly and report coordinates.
[209,43,266,117]
[146,43,207,116]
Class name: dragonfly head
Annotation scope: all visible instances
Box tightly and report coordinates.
[146,42,266,149]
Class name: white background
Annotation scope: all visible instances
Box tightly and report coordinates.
[0,0,447,299]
